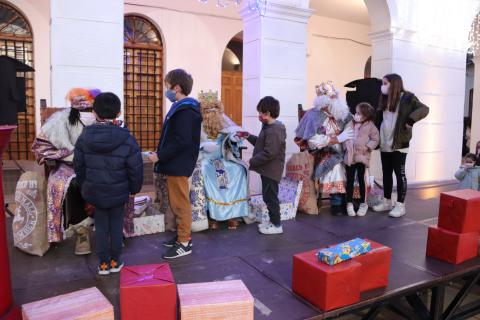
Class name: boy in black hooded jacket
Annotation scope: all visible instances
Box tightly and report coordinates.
[74,92,143,275]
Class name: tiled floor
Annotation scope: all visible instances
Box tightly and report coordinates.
[3,160,480,319]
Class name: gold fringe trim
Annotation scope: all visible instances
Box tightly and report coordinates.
[206,197,249,206]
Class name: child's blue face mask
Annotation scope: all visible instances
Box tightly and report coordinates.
[165,89,176,102]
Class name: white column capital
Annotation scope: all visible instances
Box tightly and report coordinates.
[239,1,313,23]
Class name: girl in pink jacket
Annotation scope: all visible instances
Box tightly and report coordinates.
[344,102,380,217]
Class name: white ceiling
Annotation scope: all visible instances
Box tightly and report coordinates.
[309,0,370,25]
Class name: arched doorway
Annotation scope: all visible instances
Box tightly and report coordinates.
[124,15,163,152]
[0,2,35,160]
[221,32,243,125]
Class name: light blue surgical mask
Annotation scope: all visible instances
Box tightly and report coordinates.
[165,89,177,102]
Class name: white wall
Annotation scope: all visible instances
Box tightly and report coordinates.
[50,0,124,109]
[6,0,51,134]
[124,0,242,115]
[306,15,371,106]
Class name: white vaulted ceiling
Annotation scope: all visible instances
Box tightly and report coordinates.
[309,0,370,25]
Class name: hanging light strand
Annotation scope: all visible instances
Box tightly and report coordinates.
[468,13,480,55]
[198,0,267,16]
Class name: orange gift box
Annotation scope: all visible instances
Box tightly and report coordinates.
[426,226,478,264]
[292,249,362,311]
[353,240,391,292]
[178,280,254,320]
[120,264,176,320]
[22,287,113,320]
[438,189,480,234]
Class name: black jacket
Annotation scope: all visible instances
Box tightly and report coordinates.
[374,92,429,150]
[74,124,143,209]
[154,98,202,177]
[247,121,287,182]
[0,58,20,125]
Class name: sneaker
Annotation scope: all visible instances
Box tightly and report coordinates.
[258,220,269,229]
[109,259,125,273]
[357,203,368,217]
[372,198,393,212]
[346,203,356,217]
[163,241,192,259]
[98,262,110,276]
[389,202,406,218]
[259,222,283,235]
[74,226,91,255]
[163,236,178,248]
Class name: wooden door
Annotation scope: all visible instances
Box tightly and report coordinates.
[221,71,242,126]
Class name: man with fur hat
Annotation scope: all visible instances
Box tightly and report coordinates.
[295,82,354,215]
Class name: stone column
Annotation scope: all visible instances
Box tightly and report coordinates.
[50,0,124,108]
[240,0,313,192]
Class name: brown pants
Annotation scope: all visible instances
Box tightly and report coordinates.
[166,176,192,243]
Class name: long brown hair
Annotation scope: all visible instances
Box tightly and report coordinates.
[380,73,404,112]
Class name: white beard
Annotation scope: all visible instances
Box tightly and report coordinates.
[328,98,350,121]
[313,95,350,121]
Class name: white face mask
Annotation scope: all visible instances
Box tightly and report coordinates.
[464,162,475,168]
[381,84,390,95]
[79,111,96,126]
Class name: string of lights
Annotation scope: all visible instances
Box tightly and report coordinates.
[469,13,480,55]
[198,0,267,16]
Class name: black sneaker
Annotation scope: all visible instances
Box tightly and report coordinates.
[162,236,178,248]
[163,241,192,259]
[97,262,110,276]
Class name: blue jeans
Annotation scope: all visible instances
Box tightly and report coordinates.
[94,205,125,264]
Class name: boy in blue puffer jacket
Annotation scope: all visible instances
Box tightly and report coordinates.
[74,92,143,275]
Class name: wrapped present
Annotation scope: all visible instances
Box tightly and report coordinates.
[318,238,371,266]
[249,196,296,223]
[249,177,303,223]
[125,204,165,238]
[120,264,176,320]
[22,287,113,320]
[292,249,362,311]
[134,195,152,216]
[438,189,480,233]
[353,240,392,291]
[426,226,478,265]
[178,280,254,320]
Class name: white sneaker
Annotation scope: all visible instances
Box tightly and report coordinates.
[357,203,368,217]
[259,222,283,235]
[346,203,356,217]
[258,221,270,229]
[372,198,393,212]
[389,202,406,218]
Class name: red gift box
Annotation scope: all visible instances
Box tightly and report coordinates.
[120,264,176,320]
[292,249,361,311]
[353,240,391,292]
[426,226,478,264]
[438,189,480,233]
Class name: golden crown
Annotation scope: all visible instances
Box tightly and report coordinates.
[198,90,219,104]
[315,81,338,98]
[198,90,222,112]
